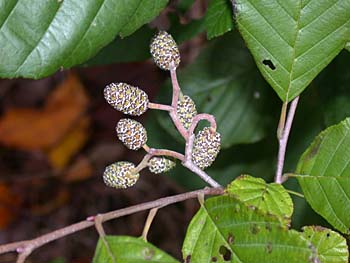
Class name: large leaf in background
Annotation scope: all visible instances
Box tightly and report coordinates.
[157,32,273,148]
[205,0,234,39]
[182,196,318,263]
[0,0,168,79]
[302,226,348,263]
[296,118,350,234]
[235,0,350,102]
[227,175,293,225]
[93,236,179,263]
[313,50,350,127]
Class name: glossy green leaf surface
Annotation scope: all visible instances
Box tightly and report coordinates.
[157,32,272,148]
[0,0,168,79]
[302,226,348,263]
[235,0,350,102]
[182,196,318,263]
[226,175,293,225]
[296,118,350,234]
[93,236,179,263]
[205,0,234,39]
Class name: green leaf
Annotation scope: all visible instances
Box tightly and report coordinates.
[182,196,318,263]
[156,32,272,148]
[226,175,293,225]
[235,0,350,102]
[0,0,168,79]
[93,236,179,263]
[302,226,349,263]
[205,0,234,39]
[296,118,350,234]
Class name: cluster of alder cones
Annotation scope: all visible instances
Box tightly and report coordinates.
[103,31,221,189]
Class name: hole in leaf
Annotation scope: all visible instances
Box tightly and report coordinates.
[326,233,330,238]
[262,59,276,70]
[250,224,260,234]
[219,246,232,261]
[212,256,218,262]
[185,255,191,263]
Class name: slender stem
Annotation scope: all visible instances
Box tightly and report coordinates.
[148,102,173,112]
[275,96,299,184]
[141,208,159,241]
[0,187,223,260]
[169,67,188,138]
[188,113,217,135]
[277,102,287,140]
[286,189,304,199]
[145,147,185,162]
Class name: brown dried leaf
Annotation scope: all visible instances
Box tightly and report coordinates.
[0,73,89,150]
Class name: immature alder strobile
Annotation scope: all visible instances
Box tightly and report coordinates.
[116,118,147,150]
[103,162,139,189]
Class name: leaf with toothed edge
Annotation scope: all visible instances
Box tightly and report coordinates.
[235,0,350,102]
[226,175,293,226]
[92,236,179,263]
[182,195,318,263]
[296,118,350,234]
[0,0,168,79]
[302,226,348,263]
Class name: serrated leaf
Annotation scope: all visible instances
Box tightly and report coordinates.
[226,175,293,225]
[205,0,234,39]
[182,196,318,263]
[93,236,179,263]
[235,0,350,102]
[296,118,350,234]
[302,226,348,263]
[0,0,168,79]
[156,32,272,148]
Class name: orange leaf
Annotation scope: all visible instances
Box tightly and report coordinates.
[0,74,89,150]
[48,117,90,170]
[63,156,93,183]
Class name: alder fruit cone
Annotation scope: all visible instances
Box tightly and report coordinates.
[103,161,139,188]
[116,118,147,150]
[104,83,149,116]
[191,127,221,169]
[177,95,197,129]
[150,31,180,70]
[148,157,176,174]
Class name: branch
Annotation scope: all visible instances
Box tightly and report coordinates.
[275,96,300,184]
[169,67,188,139]
[0,187,224,261]
[148,102,173,112]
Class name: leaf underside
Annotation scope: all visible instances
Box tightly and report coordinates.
[182,196,317,263]
[296,118,350,234]
[235,0,350,102]
[0,0,168,79]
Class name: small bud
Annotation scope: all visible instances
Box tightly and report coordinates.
[116,118,147,150]
[191,127,221,169]
[148,157,176,174]
[177,95,197,129]
[104,83,149,116]
[103,161,139,188]
[150,31,180,70]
